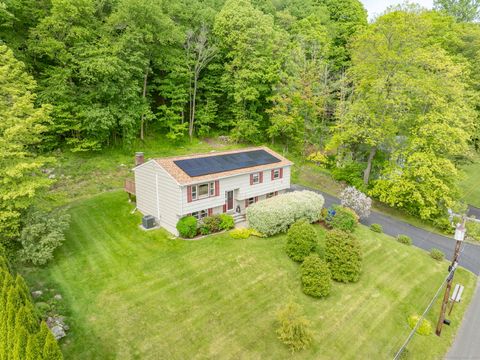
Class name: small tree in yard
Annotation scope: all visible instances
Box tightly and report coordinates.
[340,186,372,219]
[300,254,332,298]
[325,230,362,283]
[276,301,313,353]
[285,220,317,262]
[18,209,70,266]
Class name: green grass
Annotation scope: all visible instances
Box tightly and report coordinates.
[459,157,480,208]
[22,191,477,359]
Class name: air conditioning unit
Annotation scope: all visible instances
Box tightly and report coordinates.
[142,215,156,229]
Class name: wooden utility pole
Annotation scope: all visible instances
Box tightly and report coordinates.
[435,219,466,336]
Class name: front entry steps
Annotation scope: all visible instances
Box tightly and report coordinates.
[232,212,246,224]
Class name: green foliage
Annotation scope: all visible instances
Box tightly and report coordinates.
[176,216,198,238]
[285,220,317,262]
[434,0,480,22]
[331,162,366,190]
[276,301,313,353]
[218,214,234,231]
[0,246,63,359]
[466,221,480,241]
[18,209,71,266]
[326,205,359,233]
[0,45,52,243]
[300,254,332,298]
[247,191,325,236]
[430,248,445,261]
[201,215,222,233]
[434,217,455,234]
[370,223,383,233]
[229,228,251,239]
[397,235,413,246]
[407,315,432,336]
[325,230,362,283]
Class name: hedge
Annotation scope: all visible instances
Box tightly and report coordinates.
[397,234,412,246]
[0,246,63,359]
[247,191,325,236]
[370,223,383,233]
[325,230,362,283]
[300,254,332,298]
[176,216,198,238]
[430,248,445,261]
[285,220,317,262]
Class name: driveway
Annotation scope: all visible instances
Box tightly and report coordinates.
[290,184,480,359]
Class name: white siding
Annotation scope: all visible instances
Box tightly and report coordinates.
[181,165,291,215]
[134,161,182,236]
[134,162,158,218]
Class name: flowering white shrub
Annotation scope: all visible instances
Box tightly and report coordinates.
[339,186,372,219]
[247,191,325,236]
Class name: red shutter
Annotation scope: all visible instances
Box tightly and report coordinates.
[259,172,263,183]
[215,180,220,196]
[280,168,283,179]
[245,199,249,208]
[254,196,258,203]
[223,204,227,213]
[271,170,274,180]
[208,208,213,216]
[250,174,253,185]
[187,186,192,203]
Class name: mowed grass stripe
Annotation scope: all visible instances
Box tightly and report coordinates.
[22,191,476,359]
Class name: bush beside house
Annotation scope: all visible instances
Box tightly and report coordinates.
[176,216,198,238]
[285,220,317,262]
[177,214,235,238]
[247,191,325,236]
[325,230,362,283]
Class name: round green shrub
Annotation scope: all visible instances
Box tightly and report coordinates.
[300,254,332,298]
[285,220,317,262]
[397,234,412,246]
[176,216,197,238]
[370,223,383,233]
[430,248,445,261]
[325,229,362,283]
[218,214,235,230]
[202,215,221,233]
[326,205,359,233]
[407,315,432,336]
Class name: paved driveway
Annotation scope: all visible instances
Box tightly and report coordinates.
[290,184,480,359]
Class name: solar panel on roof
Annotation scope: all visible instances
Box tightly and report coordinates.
[174,149,281,177]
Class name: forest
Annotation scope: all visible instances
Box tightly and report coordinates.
[1,0,480,250]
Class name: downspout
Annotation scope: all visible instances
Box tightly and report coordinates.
[155,174,160,222]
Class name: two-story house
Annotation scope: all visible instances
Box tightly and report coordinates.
[130,147,293,235]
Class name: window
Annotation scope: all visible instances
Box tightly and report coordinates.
[198,183,209,198]
[190,182,216,201]
[272,169,280,180]
[247,197,256,205]
[252,173,260,184]
[266,192,275,199]
[191,209,208,220]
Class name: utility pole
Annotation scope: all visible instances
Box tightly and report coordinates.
[435,219,466,336]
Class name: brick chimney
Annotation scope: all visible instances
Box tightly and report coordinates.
[135,152,144,166]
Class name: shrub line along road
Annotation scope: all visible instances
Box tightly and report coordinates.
[290,184,480,359]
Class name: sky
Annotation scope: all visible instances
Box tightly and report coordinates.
[361,0,434,19]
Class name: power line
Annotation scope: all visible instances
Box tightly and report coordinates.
[393,242,465,360]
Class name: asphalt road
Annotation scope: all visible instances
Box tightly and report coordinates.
[291,184,480,359]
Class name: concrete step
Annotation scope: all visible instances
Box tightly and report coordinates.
[232,213,246,224]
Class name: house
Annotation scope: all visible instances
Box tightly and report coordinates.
[127,147,293,235]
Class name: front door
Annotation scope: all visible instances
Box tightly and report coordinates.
[226,190,234,211]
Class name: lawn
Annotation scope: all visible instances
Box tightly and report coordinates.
[22,191,476,359]
[459,157,480,208]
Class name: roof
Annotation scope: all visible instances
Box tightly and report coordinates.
[153,146,293,185]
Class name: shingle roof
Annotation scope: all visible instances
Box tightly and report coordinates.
[154,146,293,185]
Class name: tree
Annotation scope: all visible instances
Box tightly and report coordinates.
[0,45,52,246]
[339,186,372,219]
[300,254,332,298]
[214,0,280,142]
[285,219,317,262]
[185,25,218,140]
[276,301,313,352]
[325,229,362,283]
[434,0,480,22]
